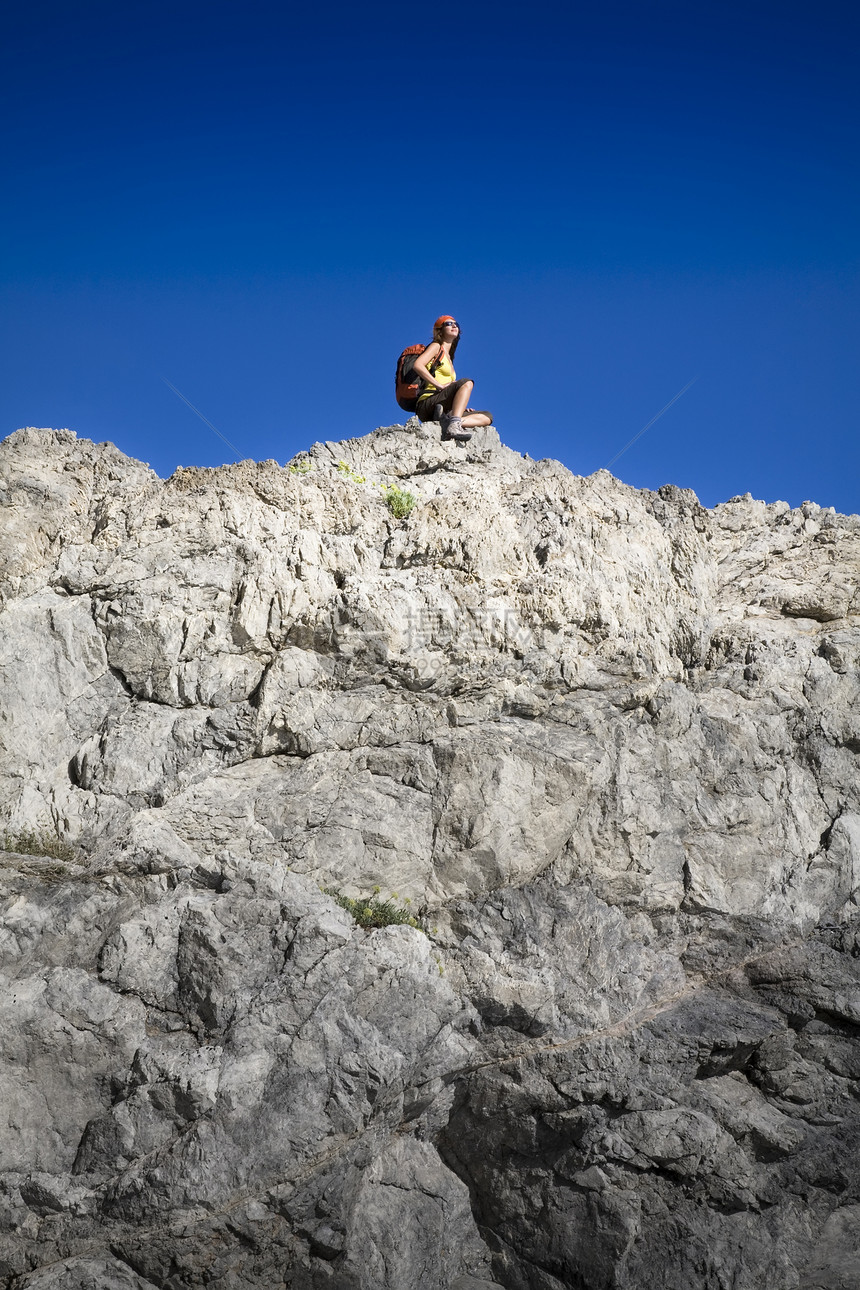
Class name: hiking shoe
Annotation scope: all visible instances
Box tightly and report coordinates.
[441,415,471,441]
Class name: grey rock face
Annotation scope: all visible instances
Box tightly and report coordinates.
[1,421,860,1288]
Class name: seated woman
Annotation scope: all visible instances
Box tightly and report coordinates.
[412,316,493,441]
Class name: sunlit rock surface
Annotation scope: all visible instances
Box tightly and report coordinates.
[1,422,860,1289]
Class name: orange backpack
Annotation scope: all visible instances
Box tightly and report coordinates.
[395,343,442,412]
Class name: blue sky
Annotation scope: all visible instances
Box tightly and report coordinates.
[2,0,858,511]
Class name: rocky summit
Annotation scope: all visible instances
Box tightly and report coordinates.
[1,420,860,1290]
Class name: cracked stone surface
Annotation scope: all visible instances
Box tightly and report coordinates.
[1,422,860,1288]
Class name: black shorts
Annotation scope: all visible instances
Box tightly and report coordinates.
[415,378,472,422]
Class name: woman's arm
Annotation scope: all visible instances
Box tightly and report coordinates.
[412,342,447,389]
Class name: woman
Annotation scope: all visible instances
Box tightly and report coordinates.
[412,316,493,441]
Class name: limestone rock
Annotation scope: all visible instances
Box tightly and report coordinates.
[1,421,859,1288]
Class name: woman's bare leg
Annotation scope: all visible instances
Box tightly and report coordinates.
[449,380,474,418]
[461,410,492,428]
[442,383,492,435]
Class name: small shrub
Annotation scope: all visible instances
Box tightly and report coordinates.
[288,459,314,476]
[335,462,416,519]
[323,887,425,933]
[382,484,416,520]
[0,826,79,863]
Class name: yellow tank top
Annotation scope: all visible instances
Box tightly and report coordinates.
[417,347,455,404]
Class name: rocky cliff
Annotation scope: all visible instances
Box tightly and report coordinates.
[1,422,860,1290]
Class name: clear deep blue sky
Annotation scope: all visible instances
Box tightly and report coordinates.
[3,0,858,511]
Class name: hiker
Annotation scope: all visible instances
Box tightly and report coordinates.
[411,316,493,441]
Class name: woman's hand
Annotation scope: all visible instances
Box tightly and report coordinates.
[412,342,446,389]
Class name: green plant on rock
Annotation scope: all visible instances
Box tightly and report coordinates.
[381,484,416,520]
[0,825,80,863]
[337,460,367,484]
[335,461,416,519]
[323,887,425,933]
[288,459,314,476]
